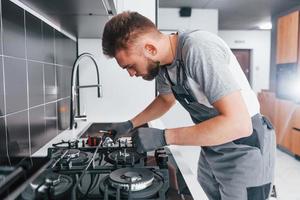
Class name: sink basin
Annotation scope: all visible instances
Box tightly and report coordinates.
[79,122,149,138]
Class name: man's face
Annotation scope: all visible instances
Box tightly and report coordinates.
[115,48,160,81]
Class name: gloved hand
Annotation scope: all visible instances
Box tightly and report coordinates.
[132,127,167,153]
[109,120,133,141]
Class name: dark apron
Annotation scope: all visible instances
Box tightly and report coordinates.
[163,31,275,200]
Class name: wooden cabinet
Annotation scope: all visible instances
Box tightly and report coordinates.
[258,91,300,154]
[276,11,300,64]
[291,107,300,156]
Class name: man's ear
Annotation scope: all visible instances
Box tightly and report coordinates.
[144,44,157,57]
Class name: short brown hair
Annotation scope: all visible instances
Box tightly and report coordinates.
[102,11,158,57]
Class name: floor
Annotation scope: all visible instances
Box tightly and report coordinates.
[274,149,300,200]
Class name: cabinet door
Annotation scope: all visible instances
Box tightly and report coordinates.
[274,99,295,146]
[291,106,300,156]
[276,11,299,64]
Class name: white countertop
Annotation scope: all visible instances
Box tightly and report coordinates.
[32,121,90,157]
[32,119,208,200]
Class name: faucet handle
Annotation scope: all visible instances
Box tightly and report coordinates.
[74,115,87,122]
[75,84,102,98]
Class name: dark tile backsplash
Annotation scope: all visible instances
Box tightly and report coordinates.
[26,12,43,61]
[0,2,2,56]
[57,98,70,132]
[0,117,6,158]
[28,61,44,107]
[0,57,4,116]
[56,66,72,99]
[45,102,57,140]
[44,64,57,102]
[55,32,77,66]
[42,23,55,64]
[2,0,25,58]
[29,105,45,153]
[0,0,77,157]
[6,110,29,156]
[4,57,27,114]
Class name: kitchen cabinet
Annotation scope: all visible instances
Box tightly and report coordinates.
[276,11,299,64]
[274,99,295,148]
[258,91,300,155]
[291,107,300,157]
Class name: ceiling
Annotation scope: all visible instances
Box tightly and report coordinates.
[159,0,300,30]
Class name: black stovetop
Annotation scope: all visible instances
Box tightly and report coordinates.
[0,138,194,200]
[1,137,173,200]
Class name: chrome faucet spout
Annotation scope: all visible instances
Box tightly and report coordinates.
[70,53,102,129]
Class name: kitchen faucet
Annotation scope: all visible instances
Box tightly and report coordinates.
[70,53,102,129]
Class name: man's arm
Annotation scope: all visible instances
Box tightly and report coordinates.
[131,93,176,128]
[165,91,253,146]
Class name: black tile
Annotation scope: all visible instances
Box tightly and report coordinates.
[0,117,7,160]
[28,61,44,107]
[56,66,62,99]
[45,102,57,140]
[57,98,70,131]
[0,1,2,56]
[42,22,54,63]
[4,57,27,114]
[29,105,45,154]
[64,39,76,67]
[0,57,4,116]
[55,31,76,66]
[54,31,65,65]
[6,110,29,156]
[44,64,56,102]
[26,12,43,61]
[2,0,25,58]
[56,66,70,99]
[65,67,72,98]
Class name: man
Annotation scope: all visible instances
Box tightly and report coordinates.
[102,11,275,200]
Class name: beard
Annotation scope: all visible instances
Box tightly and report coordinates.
[142,58,161,81]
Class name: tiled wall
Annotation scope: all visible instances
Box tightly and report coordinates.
[0,0,76,158]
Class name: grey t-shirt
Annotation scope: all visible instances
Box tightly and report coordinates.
[156,30,259,116]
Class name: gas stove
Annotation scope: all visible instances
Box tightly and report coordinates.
[11,137,170,200]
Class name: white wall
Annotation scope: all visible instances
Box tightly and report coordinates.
[77,0,156,122]
[157,8,219,128]
[218,30,271,93]
[115,0,156,20]
[158,8,218,35]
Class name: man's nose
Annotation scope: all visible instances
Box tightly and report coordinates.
[127,69,136,77]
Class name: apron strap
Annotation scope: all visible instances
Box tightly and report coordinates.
[164,68,175,86]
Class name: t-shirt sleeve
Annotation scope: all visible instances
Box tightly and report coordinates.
[183,32,241,104]
[156,69,172,95]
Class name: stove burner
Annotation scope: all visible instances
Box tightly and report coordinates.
[99,168,163,199]
[65,149,80,159]
[52,149,92,167]
[106,149,144,165]
[110,168,154,191]
[45,175,61,186]
[122,171,142,182]
[21,171,73,200]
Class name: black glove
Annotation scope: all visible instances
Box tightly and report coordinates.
[110,120,133,141]
[132,127,167,153]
